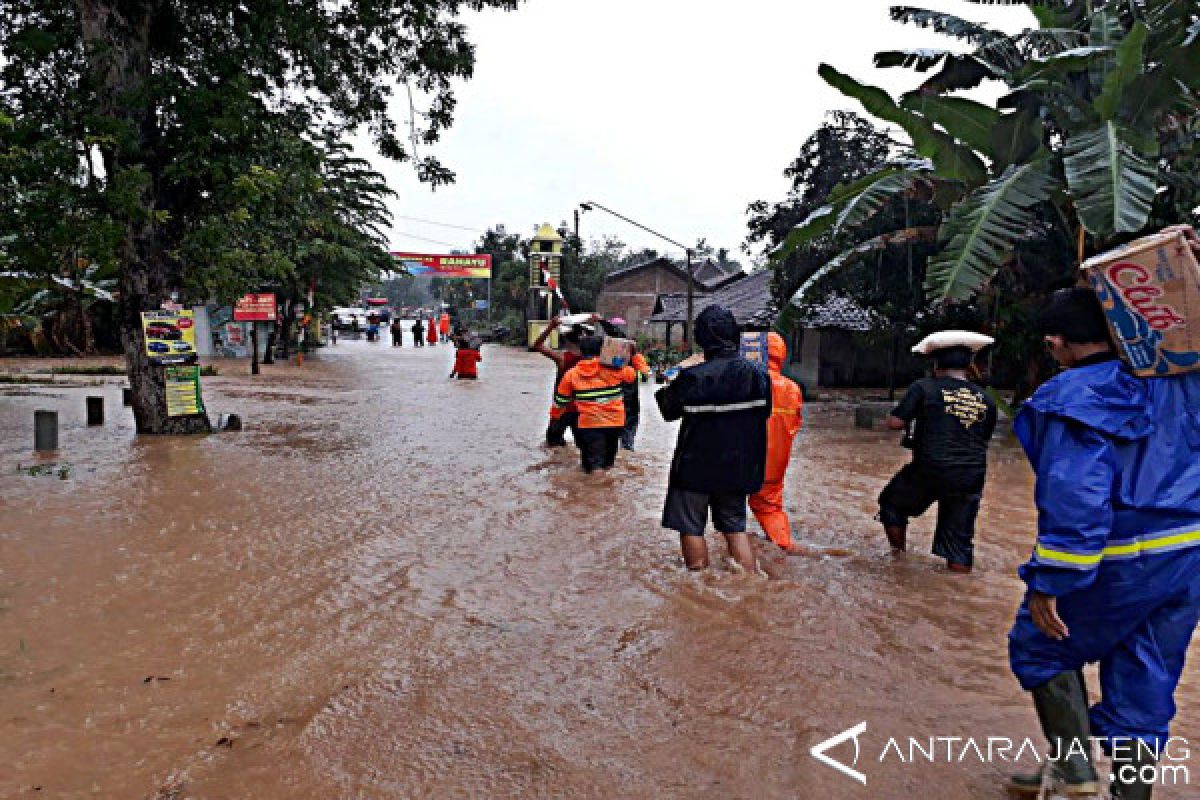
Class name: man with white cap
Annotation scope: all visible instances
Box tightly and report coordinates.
[878,330,996,573]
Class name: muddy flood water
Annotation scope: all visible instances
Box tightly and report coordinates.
[2,338,1198,799]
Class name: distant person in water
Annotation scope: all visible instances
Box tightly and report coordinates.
[450,331,482,380]
[439,312,451,343]
[390,318,404,347]
[411,318,424,347]
[426,317,438,346]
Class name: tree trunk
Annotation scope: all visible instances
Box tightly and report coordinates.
[79,0,209,434]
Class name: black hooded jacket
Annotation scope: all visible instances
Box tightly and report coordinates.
[655,307,771,494]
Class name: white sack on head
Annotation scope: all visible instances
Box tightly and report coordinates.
[912,330,995,356]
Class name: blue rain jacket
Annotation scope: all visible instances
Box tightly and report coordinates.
[1009,360,1200,749]
[1014,359,1200,597]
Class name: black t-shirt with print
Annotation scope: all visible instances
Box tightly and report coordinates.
[891,377,997,473]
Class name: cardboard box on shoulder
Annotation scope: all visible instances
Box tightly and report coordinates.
[599,336,635,368]
[740,332,770,365]
[1082,225,1200,377]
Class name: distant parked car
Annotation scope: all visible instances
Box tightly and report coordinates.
[170,341,193,353]
[479,325,510,343]
[147,341,170,353]
[146,322,182,340]
[331,307,367,330]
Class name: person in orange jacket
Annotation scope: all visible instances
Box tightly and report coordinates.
[439,311,451,342]
[620,347,652,451]
[555,336,637,473]
[748,332,805,553]
[426,317,438,346]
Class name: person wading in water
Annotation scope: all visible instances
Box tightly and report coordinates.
[656,305,771,573]
[531,314,598,448]
[1007,288,1200,800]
[878,332,997,574]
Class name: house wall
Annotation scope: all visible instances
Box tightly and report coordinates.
[816,329,925,388]
[597,268,688,338]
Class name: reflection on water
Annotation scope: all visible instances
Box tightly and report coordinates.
[1,340,1197,798]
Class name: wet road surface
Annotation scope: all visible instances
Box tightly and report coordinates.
[2,337,1198,798]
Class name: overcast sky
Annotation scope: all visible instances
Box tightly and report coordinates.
[364,0,1035,264]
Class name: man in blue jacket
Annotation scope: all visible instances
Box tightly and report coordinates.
[1007,288,1200,799]
[656,305,772,573]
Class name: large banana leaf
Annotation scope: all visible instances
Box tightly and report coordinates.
[836,171,936,231]
[901,95,1002,154]
[875,49,958,70]
[1089,6,1125,90]
[890,7,1002,46]
[770,166,919,259]
[1095,21,1148,119]
[1063,122,1159,234]
[819,64,987,185]
[789,227,939,305]
[925,160,1059,301]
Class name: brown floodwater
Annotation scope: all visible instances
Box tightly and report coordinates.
[1,338,1198,799]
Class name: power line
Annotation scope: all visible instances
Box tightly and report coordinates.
[392,230,461,248]
[394,214,482,233]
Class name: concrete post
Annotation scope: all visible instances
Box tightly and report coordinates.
[86,396,104,426]
[34,410,58,451]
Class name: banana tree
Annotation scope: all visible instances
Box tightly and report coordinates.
[778,0,1200,305]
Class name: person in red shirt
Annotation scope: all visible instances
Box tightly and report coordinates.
[439,312,451,342]
[450,335,482,380]
[555,336,636,473]
[426,317,438,346]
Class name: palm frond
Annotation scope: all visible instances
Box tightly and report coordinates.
[926,160,1060,301]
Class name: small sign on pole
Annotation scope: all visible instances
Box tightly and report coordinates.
[233,293,278,322]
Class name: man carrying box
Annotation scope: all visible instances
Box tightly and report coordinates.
[554,335,636,473]
[1006,288,1200,800]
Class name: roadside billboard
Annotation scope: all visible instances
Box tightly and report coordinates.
[391,253,492,279]
[141,309,198,364]
[233,293,277,322]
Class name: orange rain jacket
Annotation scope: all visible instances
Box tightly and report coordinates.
[439,313,451,335]
[555,359,636,429]
[426,318,438,344]
[749,333,804,549]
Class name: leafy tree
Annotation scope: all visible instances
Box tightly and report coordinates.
[0,0,518,432]
[776,0,1200,304]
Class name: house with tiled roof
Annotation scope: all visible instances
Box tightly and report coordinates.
[596,256,743,339]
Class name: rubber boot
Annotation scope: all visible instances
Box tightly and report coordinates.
[1110,747,1156,799]
[884,525,907,552]
[1007,671,1099,797]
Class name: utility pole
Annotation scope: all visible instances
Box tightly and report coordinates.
[685,248,694,350]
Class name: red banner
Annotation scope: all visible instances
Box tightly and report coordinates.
[233,293,277,322]
[391,253,492,279]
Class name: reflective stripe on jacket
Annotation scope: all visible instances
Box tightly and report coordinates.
[556,359,636,429]
[1014,359,1200,596]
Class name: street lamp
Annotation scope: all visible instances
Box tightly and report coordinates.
[579,201,695,350]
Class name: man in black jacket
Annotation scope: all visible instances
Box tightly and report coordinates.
[656,305,772,572]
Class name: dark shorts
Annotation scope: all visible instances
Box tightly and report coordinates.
[662,488,748,536]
